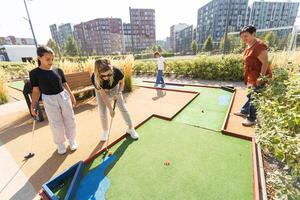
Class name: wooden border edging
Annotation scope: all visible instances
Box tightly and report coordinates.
[252,138,260,200]
[257,144,268,200]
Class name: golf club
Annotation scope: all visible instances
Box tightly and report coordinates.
[105,100,117,156]
[24,116,38,160]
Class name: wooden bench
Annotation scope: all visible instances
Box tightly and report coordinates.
[65,72,94,95]
[23,71,95,121]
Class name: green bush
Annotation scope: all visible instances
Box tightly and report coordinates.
[134,52,175,60]
[254,64,300,199]
[133,54,244,81]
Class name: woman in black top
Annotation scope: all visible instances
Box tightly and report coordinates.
[91,59,139,141]
[29,46,77,155]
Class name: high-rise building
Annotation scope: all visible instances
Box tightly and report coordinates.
[50,23,73,47]
[73,18,124,55]
[170,23,189,51]
[245,6,251,26]
[58,23,74,45]
[249,1,299,29]
[197,0,248,47]
[129,8,156,52]
[175,25,193,53]
[49,24,60,46]
[166,37,171,50]
[123,23,132,52]
[156,39,168,50]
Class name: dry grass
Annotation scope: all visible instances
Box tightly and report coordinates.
[56,60,82,74]
[82,59,96,75]
[0,68,8,104]
[111,55,134,92]
[270,51,300,68]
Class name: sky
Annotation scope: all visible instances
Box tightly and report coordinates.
[0,0,299,44]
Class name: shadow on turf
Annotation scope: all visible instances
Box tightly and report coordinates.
[84,136,134,177]
[104,136,134,175]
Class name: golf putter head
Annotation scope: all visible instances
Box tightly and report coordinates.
[24,153,35,160]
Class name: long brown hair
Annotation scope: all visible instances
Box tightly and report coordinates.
[94,59,114,89]
[37,45,54,66]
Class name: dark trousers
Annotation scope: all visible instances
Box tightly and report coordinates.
[241,87,261,122]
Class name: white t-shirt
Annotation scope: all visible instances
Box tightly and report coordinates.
[157,56,165,70]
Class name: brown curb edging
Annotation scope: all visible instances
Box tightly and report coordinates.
[252,138,260,200]
[142,80,221,88]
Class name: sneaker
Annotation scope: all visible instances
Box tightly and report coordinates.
[126,128,139,139]
[242,119,256,127]
[161,84,166,88]
[234,112,248,117]
[57,144,66,155]
[100,130,109,141]
[69,140,78,151]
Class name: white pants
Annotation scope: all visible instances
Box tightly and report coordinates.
[42,90,76,145]
[95,86,133,129]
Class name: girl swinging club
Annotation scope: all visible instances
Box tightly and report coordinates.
[91,59,139,141]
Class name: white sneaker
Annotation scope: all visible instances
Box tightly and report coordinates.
[69,140,78,151]
[127,128,139,139]
[100,130,109,141]
[57,144,66,155]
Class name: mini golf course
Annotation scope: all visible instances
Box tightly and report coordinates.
[40,82,257,200]
[6,80,24,91]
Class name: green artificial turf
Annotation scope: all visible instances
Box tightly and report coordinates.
[85,117,253,200]
[174,87,233,131]
[6,80,24,91]
[50,83,252,200]
[134,81,233,131]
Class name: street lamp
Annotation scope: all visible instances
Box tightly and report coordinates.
[23,0,38,48]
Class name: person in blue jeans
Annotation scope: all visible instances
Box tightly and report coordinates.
[238,87,261,123]
[154,52,165,88]
[235,25,272,126]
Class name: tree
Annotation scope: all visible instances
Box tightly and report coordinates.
[157,45,163,53]
[263,31,277,49]
[46,39,60,57]
[62,35,79,56]
[191,40,198,55]
[203,36,213,52]
[297,34,300,48]
[152,45,157,52]
[219,34,235,53]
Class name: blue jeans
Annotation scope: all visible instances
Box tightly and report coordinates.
[241,87,261,122]
[155,70,165,85]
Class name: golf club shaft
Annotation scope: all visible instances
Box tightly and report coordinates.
[29,118,36,154]
[105,100,117,151]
